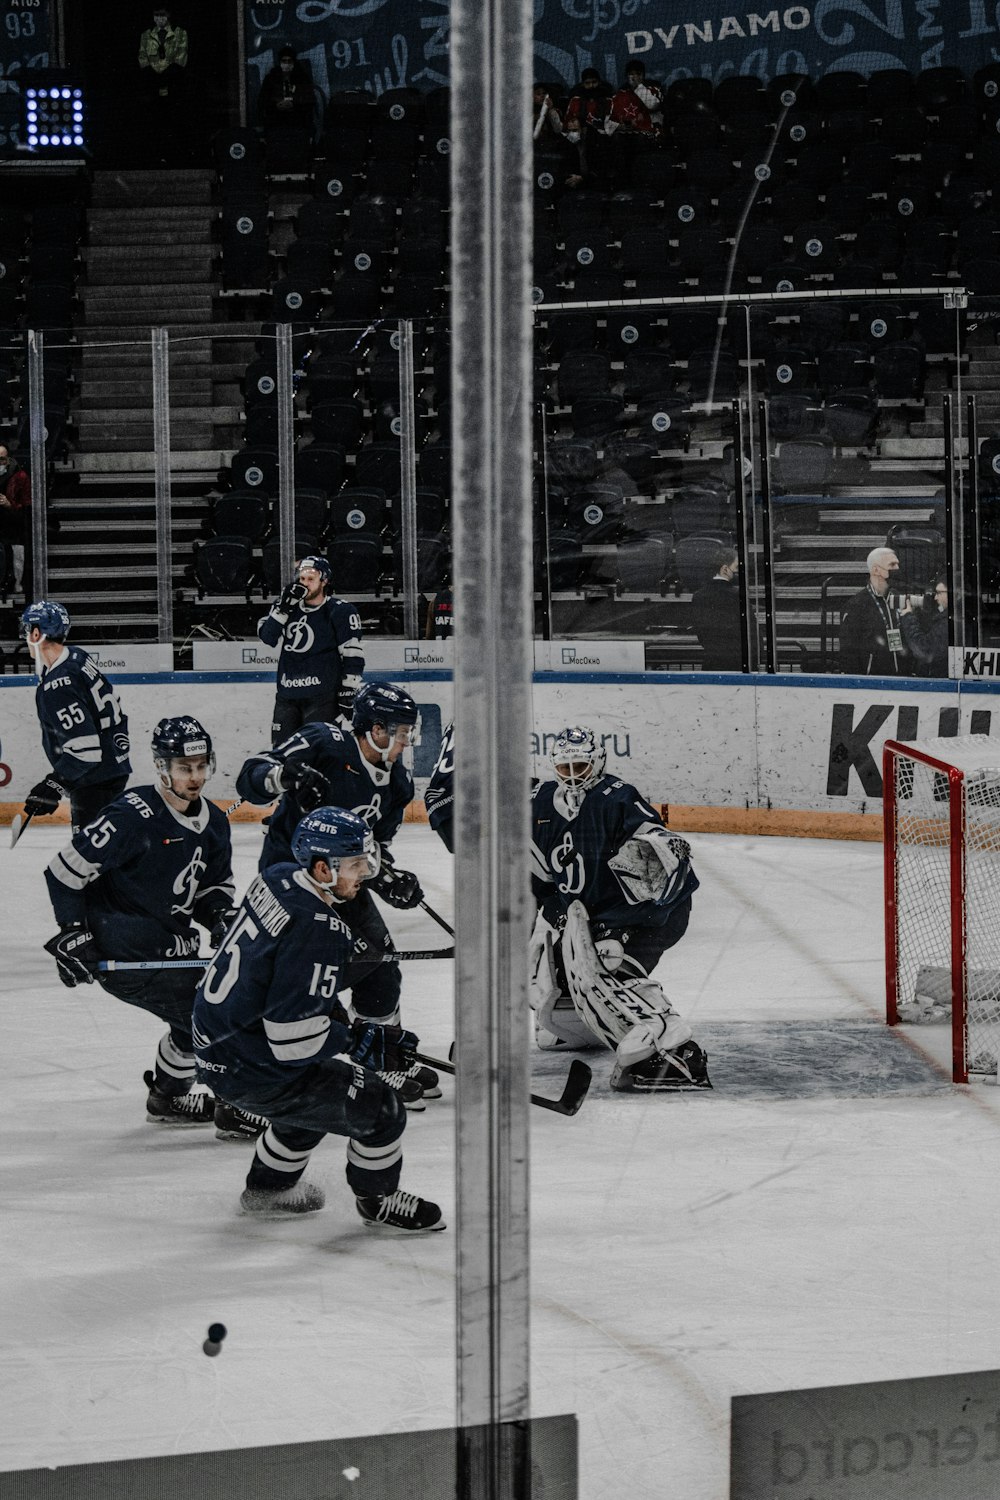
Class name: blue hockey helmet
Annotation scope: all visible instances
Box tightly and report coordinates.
[292,805,378,877]
[551,725,606,810]
[352,681,419,736]
[20,600,71,642]
[352,681,420,765]
[297,553,331,583]
[152,717,216,782]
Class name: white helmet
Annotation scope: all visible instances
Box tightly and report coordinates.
[551,725,606,811]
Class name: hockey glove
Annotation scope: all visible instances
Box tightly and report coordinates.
[44,924,99,987]
[336,685,356,721]
[208,908,239,949]
[348,1019,419,1074]
[278,761,331,813]
[369,854,424,910]
[277,580,307,615]
[25,775,65,817]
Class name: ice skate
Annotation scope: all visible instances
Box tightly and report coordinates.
[355,1189,446,1232]
[376,1070,426,1110]
[143,1071,214,1125]
[214,1100,269,1141]
[240,1180,326,1215]
[613,1039,712,1092]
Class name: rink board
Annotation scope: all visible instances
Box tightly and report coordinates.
[2,669,1000,831]
[0,1416,577,1500]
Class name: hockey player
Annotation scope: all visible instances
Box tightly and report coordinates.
[235,681,435,1107]
[425,719,455,851]
[529,725,711,1091]
[257,553,364,745]
[42,716,239,1127]
[20,600,132,830]
[192,806,445,1230]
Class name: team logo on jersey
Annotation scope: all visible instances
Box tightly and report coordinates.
[284,618,316,654]
[551,832,585,895]
[171,848,207,915]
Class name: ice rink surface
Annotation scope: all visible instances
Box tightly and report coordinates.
[4,821,1000,1499]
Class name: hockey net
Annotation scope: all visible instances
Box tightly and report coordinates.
[884,736,1000,1082]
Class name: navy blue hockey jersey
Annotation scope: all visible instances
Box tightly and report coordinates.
[530,774,699,929]
[425,720,454,851]
[236,719,414,869]
[35,645,131,790]
[257,595,364,700]
[192,863,355,1090]
[44,783,235,959]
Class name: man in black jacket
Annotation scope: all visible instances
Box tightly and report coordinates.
[839,547,910,676]
[689,545,747,672]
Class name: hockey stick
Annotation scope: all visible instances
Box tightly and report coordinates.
[10,812,33,848]
[97,946,455,972]
[419,900,454,937]
[414,1050,592,1116]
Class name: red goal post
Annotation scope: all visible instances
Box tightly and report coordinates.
[884,735,1000,1084]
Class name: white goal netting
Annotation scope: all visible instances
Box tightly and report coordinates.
[886,736,1000,1081]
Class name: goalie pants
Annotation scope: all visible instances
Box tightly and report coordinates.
[587,896,691,980]
[216,1058,407,1200]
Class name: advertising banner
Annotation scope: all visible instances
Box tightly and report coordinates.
[2,671,999,822]
[243,1,1000,109]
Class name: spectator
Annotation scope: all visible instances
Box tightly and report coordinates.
[839,547,910,675]
[0,445,30,596]
[606,60,664,138]
[563,68,615,188]
[688,545,747,671]
[257,46,314,134]
[900,576,949,678]
[137,6,190,165]
[425,581,453,639]
[532,82,565,143]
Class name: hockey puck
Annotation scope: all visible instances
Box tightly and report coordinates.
[202,1339,222,1358]
[207,1322,227,1344]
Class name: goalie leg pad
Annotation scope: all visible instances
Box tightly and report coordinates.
[535,992,604,1050]
[562,900,686,1051]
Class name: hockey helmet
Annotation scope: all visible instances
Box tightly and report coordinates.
[292,805,378,876]
[352,682,419,764]
[152,717,216,779]
[20,600,71,642]
[297,553,332,583]
[551,725,606,808]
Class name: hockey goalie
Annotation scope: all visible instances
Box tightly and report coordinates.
[529,726,711,1092]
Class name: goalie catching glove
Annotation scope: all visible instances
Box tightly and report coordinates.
[44,924,99,987]
[369,849,423,909]
[608,828,692,908]
[24,775,65,818]
[348,1019,419,1073]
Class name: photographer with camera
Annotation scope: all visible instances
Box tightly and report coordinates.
[257,554,365,746]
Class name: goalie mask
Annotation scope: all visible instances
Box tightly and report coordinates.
[551,726,606,814]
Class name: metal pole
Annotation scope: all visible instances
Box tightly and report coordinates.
[27,329,49,604]
[451,0,533,1494]
[276,325,295,583]
[397,318,419,641]
[151,329,173,646]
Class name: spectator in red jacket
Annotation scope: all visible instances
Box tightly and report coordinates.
[0,446,31,595]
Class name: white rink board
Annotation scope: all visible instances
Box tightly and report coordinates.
[1,671,999,813]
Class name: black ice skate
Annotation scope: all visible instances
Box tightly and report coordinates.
[376,1070,426,1110]
[240,1180,326,1215]
[143,1071,214,1125]
[214,1101,269,1141]
[615,1040,713,1092]
[355,1189,446,1232]
[404,1061,441,1098]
